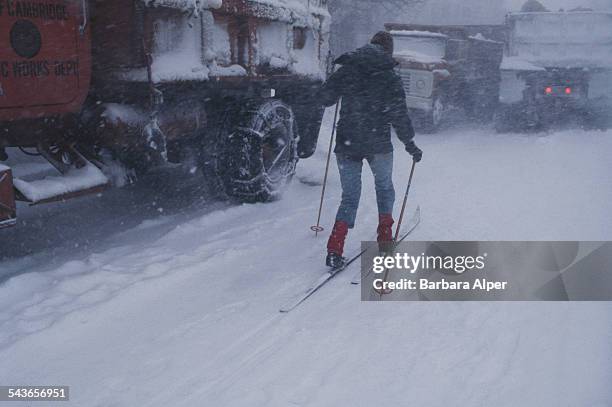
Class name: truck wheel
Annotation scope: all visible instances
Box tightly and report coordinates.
[494,106,513,133]
[214,100,299,203]
[420,97,444,133]
[523,105,542,132]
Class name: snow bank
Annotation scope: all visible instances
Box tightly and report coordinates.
[1,125,612,405]
[13,164,108,203]
[3,115,611,406]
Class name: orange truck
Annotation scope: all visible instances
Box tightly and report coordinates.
[1,0,93,227]
[0,0,330,228]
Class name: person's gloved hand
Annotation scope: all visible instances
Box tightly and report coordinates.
[406,142,423,163]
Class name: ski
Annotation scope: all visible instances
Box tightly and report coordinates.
[279,238,377,313]
[279,206,420,313]
[350,206,421,285]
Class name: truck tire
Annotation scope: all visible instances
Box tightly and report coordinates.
[494,105,514,133]
[523,105,542,132]
[213,99,299,203]
[419,96,444,133]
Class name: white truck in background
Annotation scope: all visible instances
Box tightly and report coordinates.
[495,10,612,131]
[386,23,505,133]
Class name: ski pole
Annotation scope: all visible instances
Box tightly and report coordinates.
[376,159,417,297]
[394,159,417,242]
[311,100,340,236]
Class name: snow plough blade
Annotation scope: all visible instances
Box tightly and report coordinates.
[0,164,16,229]
[12,161,109,206]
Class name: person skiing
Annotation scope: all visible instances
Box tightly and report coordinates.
[320,31,423,268]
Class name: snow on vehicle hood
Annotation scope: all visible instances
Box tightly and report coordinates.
[394,50,445,65]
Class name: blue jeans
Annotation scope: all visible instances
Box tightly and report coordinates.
[335,152,395,228]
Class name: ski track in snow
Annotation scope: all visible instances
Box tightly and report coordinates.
[1,109,612,406]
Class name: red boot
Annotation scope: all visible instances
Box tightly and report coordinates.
[377,214,394,252]
[327,220,349,255]
[326,220,348,268]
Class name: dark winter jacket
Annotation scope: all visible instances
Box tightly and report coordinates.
[320,44,417,159]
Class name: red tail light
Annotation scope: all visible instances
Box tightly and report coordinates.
[545,87,553,94]
[565,87,572,95]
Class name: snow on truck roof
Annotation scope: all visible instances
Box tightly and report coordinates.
[144,0,329,18]
[508,10,612,16]
[144,0,222,11]
[253,0,329,15]
[500,57,546,72]
[501,55,612,71]
[243,0,330,26]
[389,30,448,39]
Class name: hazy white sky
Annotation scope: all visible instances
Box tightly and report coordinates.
[412,0,611,26]
[505,0,612,11]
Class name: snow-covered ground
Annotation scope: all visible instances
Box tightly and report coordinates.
[1,110,611,406]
